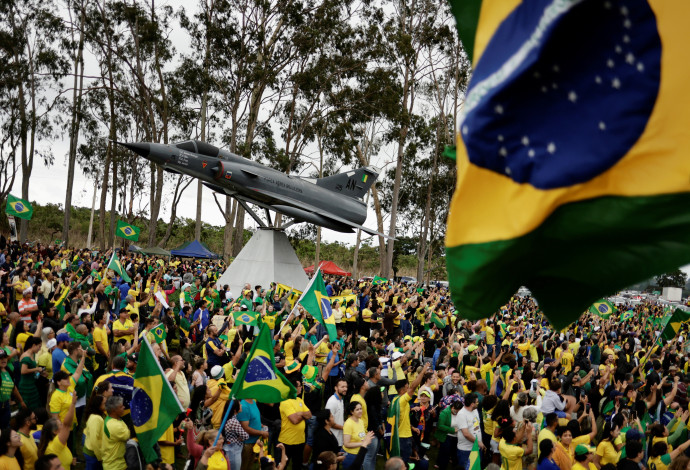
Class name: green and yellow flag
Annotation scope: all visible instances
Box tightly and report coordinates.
[151,323,167,344]
[469,438,481,470]
[116,220,140,241]
[431,311,445,329]
[107,252,131,283]
[5,194,33,220]
[233,310,260,327]
[620,310,635,322]
[589,300,615,319]
[298,270,337,341]
[445,1,690,329]
[659,308,690,342]
[230,324,296,402]
[386,395,401,457]
[131,337,184,463]
[372,275,388,286]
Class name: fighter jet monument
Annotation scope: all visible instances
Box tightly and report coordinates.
[120,139,386,293]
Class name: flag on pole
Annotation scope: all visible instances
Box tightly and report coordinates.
[52,284,71,319]
[232,310,260,327]
[372,275,388,286]
[5,194,33,220]
[107,252,131,283]
[386,395,401,457]
[620,310,635,322]
[131,337,183,463]
[444,0,690,329]
[298,269,337,341]
[151,323,167,344]
[469,438,481,470]
[230,324,296,402]
[659,308,690,342]
[116,220,140,241]
[589,300,615,319]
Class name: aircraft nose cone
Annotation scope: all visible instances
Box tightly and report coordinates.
[119,142,150,157]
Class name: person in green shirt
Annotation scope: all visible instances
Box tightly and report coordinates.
[0,349,25,428]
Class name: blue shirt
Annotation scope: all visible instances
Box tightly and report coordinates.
[326,285,334,297]
[52,348,67,376]
[432,348,441,369]
[205,337,225,368]
[327,351,340,377]
[118,282,130,301]
[237,400,262,443]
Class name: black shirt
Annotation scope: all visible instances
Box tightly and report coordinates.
[311,426,340,463]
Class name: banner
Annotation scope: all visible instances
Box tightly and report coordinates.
[7,215,17,242]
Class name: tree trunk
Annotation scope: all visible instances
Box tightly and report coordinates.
[108,156,118,248]
[223,197,236,261]
[147,166,164,246]
[62,0,86,246]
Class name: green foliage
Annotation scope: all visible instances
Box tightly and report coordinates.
[655,269,688,289]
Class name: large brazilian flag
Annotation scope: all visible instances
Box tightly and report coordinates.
[445,0,690,328]
[5,194,33,220]
[231,324,296,402]
[299,270,338,341]
[116,220,140,241]
[131,337,183,463]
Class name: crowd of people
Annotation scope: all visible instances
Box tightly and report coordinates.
[0,235,689,470]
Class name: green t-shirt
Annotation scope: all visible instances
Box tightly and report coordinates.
[0,370,13,402]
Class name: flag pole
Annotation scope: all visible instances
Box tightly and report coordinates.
[212,397,235,446]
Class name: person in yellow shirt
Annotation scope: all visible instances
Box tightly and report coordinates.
[82,394,105,467]
[560,348,574,375]
[102,396,130,470]
[0,428,23,470]
[389,362,430,464]
[573,444,597,470]
[49,352,86,432]
[342,401,371,468]
[498,421,534,470]
[39,389,76,469]
[15,408,38,470]
[279,380,312,470]
[594,422,622,467]
[93,311,110,377]
[345,299,357,338]
[112,308,136,344]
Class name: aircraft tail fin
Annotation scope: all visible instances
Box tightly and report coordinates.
[315,166,378,199]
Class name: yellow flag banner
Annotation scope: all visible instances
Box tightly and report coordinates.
[328,294,357,308]
[276,284,302,307]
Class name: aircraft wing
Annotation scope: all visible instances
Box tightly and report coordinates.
[243,186,394,240]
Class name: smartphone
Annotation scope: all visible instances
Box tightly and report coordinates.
[586,403,591,413]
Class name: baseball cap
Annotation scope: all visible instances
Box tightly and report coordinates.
[56,333,72,343]
[128,353,138,362]
[47,339,57,349]
[626,429,643,442]
[574,445,592,456]
[211,365,224,379]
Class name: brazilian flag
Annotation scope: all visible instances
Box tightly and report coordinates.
[232,310,259,327]
[589,300,615,319]
[659,309,690,342]
[469,439,481,470]
[116,220,140,241]
[5,194,33,220]
[151,323,167,344]
[386,395,401,457]
[298,270,337,341]
[620,310,635,322]
[445,0,690,328]
[372,275,388,286]
[107,252,131,283]
[230,324,296,402]
[131,337,183,463]
[431,311,445,329]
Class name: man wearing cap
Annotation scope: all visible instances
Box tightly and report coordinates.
[18,286,38,327]
[389,362,430,464]
[52,333,71,376]
[573,444,594,470]
[617,439,644,470]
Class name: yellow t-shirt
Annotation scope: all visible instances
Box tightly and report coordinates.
[83,414,104,460]
[285,341,295,363]
[343,417,366,455]
[350,393,368,430]
[346,307,357,322]
[113,319,134,343]
[315,342,330,364]
[19,432,38,470]
[49,377,77,429]
[159,425,175,464]
[362,308,373,323]
[16,333,30,352]
[0,455,21,470]
[208,451,229,470]
[596,440,621,466]
[46,435,72,470]
[485,326,495,345]
[102,417,130,470]
[125,302,141,319]
[499,438,525,470]
[561,351,574,374]
[279,398,309,445]
[397,393,413,438]
[537,428,557,456]
[208,379,231,429]
[93,326,109,356]
[648,454,672,470]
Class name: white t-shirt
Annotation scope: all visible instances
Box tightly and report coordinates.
[456,407,481,451]
[325,394,345,446]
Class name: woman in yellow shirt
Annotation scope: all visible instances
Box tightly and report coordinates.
[342,401,371,469]
[345,300,357,338]
[38,389,76,469]
[83,394,106,467]
[0,428,23,470]
[594,422,622,467]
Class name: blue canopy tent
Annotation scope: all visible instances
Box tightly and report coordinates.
[170,240,220,259]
